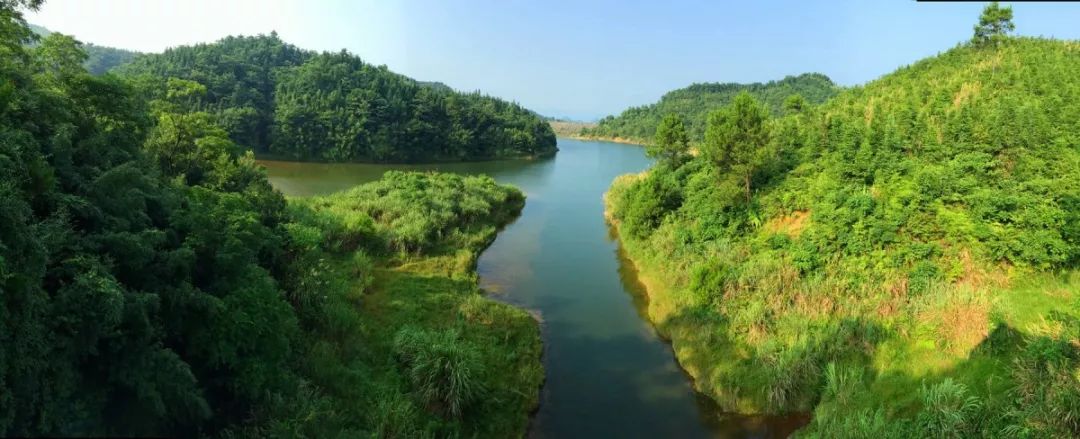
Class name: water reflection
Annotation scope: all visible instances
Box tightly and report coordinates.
[260,139,808,437]
[611,223,810,437]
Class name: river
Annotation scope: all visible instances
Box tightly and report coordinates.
[259,138,806,438]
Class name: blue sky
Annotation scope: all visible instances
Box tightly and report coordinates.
[27,1,1080,120]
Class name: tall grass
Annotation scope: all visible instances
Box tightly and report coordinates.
[265,172,541,437]
[393,328,485,419]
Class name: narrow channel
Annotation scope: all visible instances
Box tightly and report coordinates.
[261,138,804,437]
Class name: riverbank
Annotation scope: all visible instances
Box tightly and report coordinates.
[255,149,557,165]
[545,118,648,145]
[605,165,1080,437]
[286,172,543,437]
[469,138,754,437]
[604,172,777,413]
[562,134,647,145]
[356,231,544,437]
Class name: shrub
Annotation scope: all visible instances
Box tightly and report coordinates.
[393,327,485,419]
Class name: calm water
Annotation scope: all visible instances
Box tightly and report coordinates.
[260,138,807,438]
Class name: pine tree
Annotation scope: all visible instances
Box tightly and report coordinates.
[972,2,1015,47]
[702,92,771,203]
[648,114,690,164]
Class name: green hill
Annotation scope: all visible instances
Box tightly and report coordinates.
[608,36,1080,436]
[584,73,840,143]
[116,34,557,163]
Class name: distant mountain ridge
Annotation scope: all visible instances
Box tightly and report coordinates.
[584,73,840,142]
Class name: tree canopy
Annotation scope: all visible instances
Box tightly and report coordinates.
[117,34,557,162]
[972,2,1015,47]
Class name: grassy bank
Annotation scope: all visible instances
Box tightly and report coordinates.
[269,172,543,437]
[607,172,1080,437]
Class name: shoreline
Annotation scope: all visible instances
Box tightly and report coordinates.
[602,173,706,383]
[603,172,809,422]
[561,134,646,146]
[472,200,548,431]
[255,151,558,166]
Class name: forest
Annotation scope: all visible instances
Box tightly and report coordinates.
[115,35,557,163]
[582,73,840,143]
[607,3,1080,436]
[0,2,540,436]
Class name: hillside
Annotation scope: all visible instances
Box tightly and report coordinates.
[545,117,597,138]
[583,73,840,143]
[116,34,557,163]
[2,9,541,437]
[607,36,1080,437]
[29,23,141,74]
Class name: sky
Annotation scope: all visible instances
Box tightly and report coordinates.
[26,0,1080,121]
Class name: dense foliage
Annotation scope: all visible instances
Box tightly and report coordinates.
[2,18,298,436]
[583,73,839,143]
[277,172,541,437]
[608,31,1080,436]
[29,23,141,74]
[117,34,557,162]
[270,173,540,436]
[0,5,541,436]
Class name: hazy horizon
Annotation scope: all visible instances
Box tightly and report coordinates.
[27,0,1080,120]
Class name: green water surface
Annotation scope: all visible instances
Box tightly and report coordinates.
[260,138,807,438]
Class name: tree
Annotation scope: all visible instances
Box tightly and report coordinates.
[702,92,770,203]
[33,33,87,79]
[972,2,1014,47]
[649,114,690,164]
[0,0,43,61]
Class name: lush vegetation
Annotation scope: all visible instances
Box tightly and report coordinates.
[583,73,840,143]
[115,34,557,162]
[29,23,141,74]
[0,3,540,436]
[276,172,542,437]
[607,4,1080,436]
